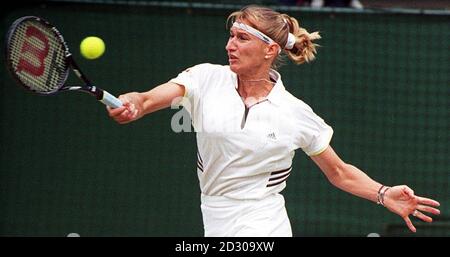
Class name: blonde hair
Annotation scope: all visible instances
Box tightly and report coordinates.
[227,5,321,68]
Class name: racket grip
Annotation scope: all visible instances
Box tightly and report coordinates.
[100,90,123,108]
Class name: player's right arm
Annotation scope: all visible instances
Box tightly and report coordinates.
[107,82,185,124]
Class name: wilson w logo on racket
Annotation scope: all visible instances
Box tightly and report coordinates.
[5,16,122,108]
[16,25,50,76]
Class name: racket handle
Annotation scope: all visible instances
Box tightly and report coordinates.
[100,90,123,108]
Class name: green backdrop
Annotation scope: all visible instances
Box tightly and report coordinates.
[1,1,448,236]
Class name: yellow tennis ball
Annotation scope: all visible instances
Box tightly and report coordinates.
[80,36,105,60]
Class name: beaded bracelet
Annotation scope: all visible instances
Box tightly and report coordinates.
[376,185,390,206]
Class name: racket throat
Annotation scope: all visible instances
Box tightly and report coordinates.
[86,86,104,100]
[69,85,103,99]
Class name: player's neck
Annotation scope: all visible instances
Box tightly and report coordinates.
[237,75,274,107]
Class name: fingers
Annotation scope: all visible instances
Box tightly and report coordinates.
[117,106,138,124]
[107,101,138,124]
[396,186,440,233]
[417,204,441,216]
[403,216,416,233]
[107,104,128,117]
[410,204,440,224]
[412,210,433,223]
[410,196,441,223]
[416,196,440,207]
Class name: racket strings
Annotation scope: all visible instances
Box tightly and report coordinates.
[9,20,67,93]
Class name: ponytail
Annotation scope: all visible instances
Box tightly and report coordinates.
[282,15,321,65]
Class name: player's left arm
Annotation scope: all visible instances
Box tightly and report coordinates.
[310,146,440,232]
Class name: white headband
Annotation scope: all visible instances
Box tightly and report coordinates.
[232,22,296,51]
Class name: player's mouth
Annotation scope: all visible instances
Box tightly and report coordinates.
[228,54,238,63]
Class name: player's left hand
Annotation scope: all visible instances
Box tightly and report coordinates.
[383,185,440,232]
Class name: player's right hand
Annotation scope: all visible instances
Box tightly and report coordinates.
[106,92,142,124]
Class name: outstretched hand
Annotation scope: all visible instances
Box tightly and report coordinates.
[383,185,440,232]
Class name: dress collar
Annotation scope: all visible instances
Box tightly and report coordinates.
[266,69,285,107]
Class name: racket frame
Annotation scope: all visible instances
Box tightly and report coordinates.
[5,16,122,108]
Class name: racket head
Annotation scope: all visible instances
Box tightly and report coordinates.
[5,16,70,95]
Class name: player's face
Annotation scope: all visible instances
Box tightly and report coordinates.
[226,25,267,75]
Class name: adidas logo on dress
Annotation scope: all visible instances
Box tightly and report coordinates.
[267,132,276,140]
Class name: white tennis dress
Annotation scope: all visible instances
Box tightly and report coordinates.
[170,63,333,236]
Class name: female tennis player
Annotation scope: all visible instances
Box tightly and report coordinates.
[107,5,440,236]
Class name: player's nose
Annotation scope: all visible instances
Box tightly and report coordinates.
[225,37,237,52]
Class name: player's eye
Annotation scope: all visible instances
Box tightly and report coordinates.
[237,34,249,41]
[229,31,249,41]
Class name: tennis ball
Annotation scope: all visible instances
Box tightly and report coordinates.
[80,36,105,60]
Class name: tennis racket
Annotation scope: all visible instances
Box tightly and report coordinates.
[5,16,122,108]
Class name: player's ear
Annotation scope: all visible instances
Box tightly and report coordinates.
[264,43,280,60]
